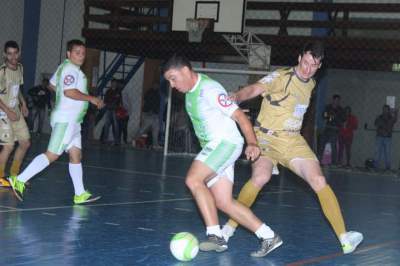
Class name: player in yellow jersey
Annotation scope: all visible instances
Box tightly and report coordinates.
[0,41,30,187]
[222,41,363,254]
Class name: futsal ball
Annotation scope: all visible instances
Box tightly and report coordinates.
[170,232,199,261]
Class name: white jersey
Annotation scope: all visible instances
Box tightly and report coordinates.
[185,74,243,147]
[49,59,89,124]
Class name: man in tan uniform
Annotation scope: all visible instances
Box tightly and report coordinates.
[0,41,30,187]
[222,41,363,254]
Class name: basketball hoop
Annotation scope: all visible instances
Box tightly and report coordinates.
[186,18,213,43]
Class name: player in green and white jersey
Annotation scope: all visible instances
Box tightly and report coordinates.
[163,55,282,257]
[8,40,104,204]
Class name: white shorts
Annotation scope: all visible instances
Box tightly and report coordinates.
[47,122,81,155]
[195,139,243,188]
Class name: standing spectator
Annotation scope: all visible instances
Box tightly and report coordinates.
[28,78,52,135]
[374,104,398,170]
[101,78,121,145]
[115,95,129,144]
[338,106,358,167]
[318,94,345,166]
[133,83,161,149]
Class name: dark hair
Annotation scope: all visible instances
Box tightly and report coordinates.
[301,41,324,61]
[333,94,341,100]
[67,39,85,52]
[162,54,192,74]
[4,40,19,53]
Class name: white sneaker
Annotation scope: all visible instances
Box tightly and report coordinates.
[221,224,236,242]
[340,231,363,254]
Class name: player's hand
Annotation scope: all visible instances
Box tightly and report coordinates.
[245,143,260,161]
[90,97,105,109]
[6,109,19,121]
[21,104,29,117]
[228,93,239,104]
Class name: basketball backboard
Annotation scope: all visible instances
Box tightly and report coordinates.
[172,0,246,33]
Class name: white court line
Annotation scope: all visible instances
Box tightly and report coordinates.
[0,205,20,210]
[0,197,192,213]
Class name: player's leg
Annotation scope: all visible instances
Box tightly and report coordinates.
[0,144,14,186]
[66,123,100,204]
[222,157,274,240]
[9,116,31,176]
[211,174,281,257]
[186,160,226,251]
[290,158,363,254]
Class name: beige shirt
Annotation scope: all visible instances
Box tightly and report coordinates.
[0,63,23,116]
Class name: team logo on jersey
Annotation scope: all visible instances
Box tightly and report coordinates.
[64,75,75,85]
[217,93,233,107]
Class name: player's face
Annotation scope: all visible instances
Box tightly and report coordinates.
[67,45,86,66]
[164,67,193,93]
[297,52,321,80]
[4,47,20,69]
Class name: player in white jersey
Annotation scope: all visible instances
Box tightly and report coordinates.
[163,55,282,257]
[8,40,104,204]
[0,41,31,187]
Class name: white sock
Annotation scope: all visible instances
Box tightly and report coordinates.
[69,163,85,196]
[17,154,50,183]
[255,223,275,239]
[222,223,236,237]
[206,225,222,237]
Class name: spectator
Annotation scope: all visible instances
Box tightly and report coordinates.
[116,94,129,144]
[338,106,358,167]
[318,94,345,166]
[133,83,161,149]
[28,78,52,135]
[101,78,121,145]
[373,104,398,170]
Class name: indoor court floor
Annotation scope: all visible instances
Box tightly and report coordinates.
[0,137,399,266]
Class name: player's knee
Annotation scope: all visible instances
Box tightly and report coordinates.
[185,176,202,191]
[19,140,31,150]
[251,173,270,188]
[215,197,232,213]
[309,175,327,191]
[2,144,15,153]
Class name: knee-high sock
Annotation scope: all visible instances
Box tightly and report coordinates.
[0,164,5,178]
[227,180,261,228]
[317,185,346,239]
[18,154,49,183]
[69,163,85,196]
[10,160,22,176]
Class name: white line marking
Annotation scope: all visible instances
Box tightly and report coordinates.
[137,227,155,231]
[104,222,120,226]
[0,205,20,210]
[0,197,192,213]
[42,212,56,216]
[174,207,193,212]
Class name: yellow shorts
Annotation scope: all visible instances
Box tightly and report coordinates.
[0,116,30,145]
[255,129,317,171]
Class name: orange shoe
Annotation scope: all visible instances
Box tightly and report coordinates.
[0,177,11,187]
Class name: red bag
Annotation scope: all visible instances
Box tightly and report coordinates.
[115,106,128,119]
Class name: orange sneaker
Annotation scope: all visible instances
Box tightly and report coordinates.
[0,177,11,187]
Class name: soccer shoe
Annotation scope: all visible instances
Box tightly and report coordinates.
[199,234,228,252]
[221,223,236,242]
[251,234,283,257]
[340,231,364,254]
[7,175,25,201]
[0,177,11,187]
[73,191,101,205]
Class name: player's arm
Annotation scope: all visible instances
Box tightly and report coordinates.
[64,89,104,109]
[18,90,29,117]
[48,84,56,92]
[0,98,18,121]
[231,109,260,161]
[232,83,264,103]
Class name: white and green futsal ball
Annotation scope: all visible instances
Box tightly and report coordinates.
[170,232,199,261]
